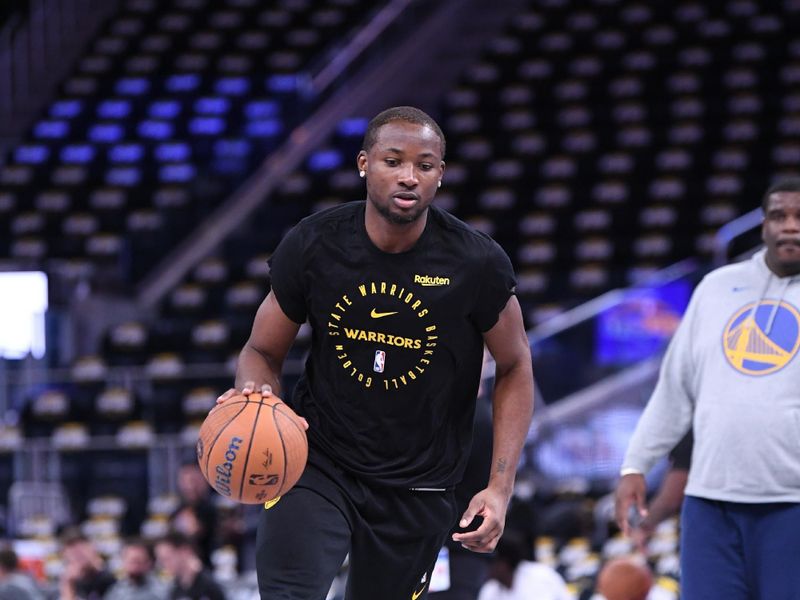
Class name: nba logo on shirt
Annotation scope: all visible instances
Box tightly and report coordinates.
[373,350,386,373]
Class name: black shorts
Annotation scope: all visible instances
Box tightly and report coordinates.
[256,447,458,600]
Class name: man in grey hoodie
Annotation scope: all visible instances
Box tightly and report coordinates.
[614,177,800,600]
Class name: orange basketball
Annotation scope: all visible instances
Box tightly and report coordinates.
[196,392,308,504]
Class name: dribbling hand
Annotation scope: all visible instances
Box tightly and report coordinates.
[216,381,274,404]
[215,383,309,430]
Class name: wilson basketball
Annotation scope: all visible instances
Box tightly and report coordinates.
[196,392,308,504]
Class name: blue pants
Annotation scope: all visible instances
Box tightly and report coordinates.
[680,496,800,600]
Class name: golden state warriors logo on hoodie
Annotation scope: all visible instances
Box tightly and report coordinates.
[723,300,800,375]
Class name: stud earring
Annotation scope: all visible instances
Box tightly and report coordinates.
[359,170,365,178]
[437,180,442,188]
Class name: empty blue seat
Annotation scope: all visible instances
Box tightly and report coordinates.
[61,145,96,163]
[148,99,182,119]
[155,142,191,162]
[215,77,250,96]
[50,99,84,118]
[106,167,141,186]
[137,120,174,139]
[33,120,69,139]
[115,77,150,95]
[89,123,125,143]
[14,145,50,164]
[97,99,133,119]
[109,144,145,163]
[165,73,201,92]
[159,164,196,182]
[188,117,226,135]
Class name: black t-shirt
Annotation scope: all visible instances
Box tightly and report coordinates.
[269,201,516,488]
[74,569,116,600]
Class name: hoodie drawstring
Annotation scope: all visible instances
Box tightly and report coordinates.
[765,276,795,335]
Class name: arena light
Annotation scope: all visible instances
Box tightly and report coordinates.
[0,271,48,360]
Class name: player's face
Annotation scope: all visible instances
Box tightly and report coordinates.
[358,120,444,225]
[762,191,800,277]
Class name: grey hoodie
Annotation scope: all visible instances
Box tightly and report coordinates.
[622,249,800,502]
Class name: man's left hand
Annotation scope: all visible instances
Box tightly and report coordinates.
[451,487,509,553]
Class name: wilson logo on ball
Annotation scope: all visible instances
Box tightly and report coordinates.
[214,436,244,497]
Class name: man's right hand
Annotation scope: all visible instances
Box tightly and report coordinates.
[216,382,273,404]
[614,473,648,537]
[215,383,309,431]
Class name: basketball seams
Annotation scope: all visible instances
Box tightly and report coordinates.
[273,403,307,437]
[237,396,265,502]
[202,400,251,482]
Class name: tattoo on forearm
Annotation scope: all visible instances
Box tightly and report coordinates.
[497,458,507,473]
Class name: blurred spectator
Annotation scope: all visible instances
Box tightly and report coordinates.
[104,538,168,600]
[170,464,218,568]
[154,531,224,600]
[59,531,116,600]
[593,556,653,600]
[477,531,571,600]
[0,546,45,600]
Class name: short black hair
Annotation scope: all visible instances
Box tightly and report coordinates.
[156,530,196,552]
[361,106,446,158]
[0,548,18,571]
[60,528,90,548]
[124,537,155,562]
[762,177,800,212]
[491,530,531,571]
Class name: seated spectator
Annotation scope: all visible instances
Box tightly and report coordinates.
[170,463,218,568]
[154,531,224,600]
[594,556,653,600]
[104,537,168,600]
[0,546,45,600]
[58,531,116,600]
[477,530,572,600]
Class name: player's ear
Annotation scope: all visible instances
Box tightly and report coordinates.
[356,151,367,174]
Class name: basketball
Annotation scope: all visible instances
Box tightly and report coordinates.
[196,392,308,504]
[596,557,653,600]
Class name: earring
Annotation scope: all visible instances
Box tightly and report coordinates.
[359,170,365,178]
[437,180,442,188]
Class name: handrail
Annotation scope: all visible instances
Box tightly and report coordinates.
[528,258,699,344]
[712,207,762,266]
[1,359,304,387]
[535,356,662,428]
[310,0,416,94]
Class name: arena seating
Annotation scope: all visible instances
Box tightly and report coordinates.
[1,0,390,284]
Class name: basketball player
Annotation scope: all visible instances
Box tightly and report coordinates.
[217,106,535,599]
[615,178,800,599]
